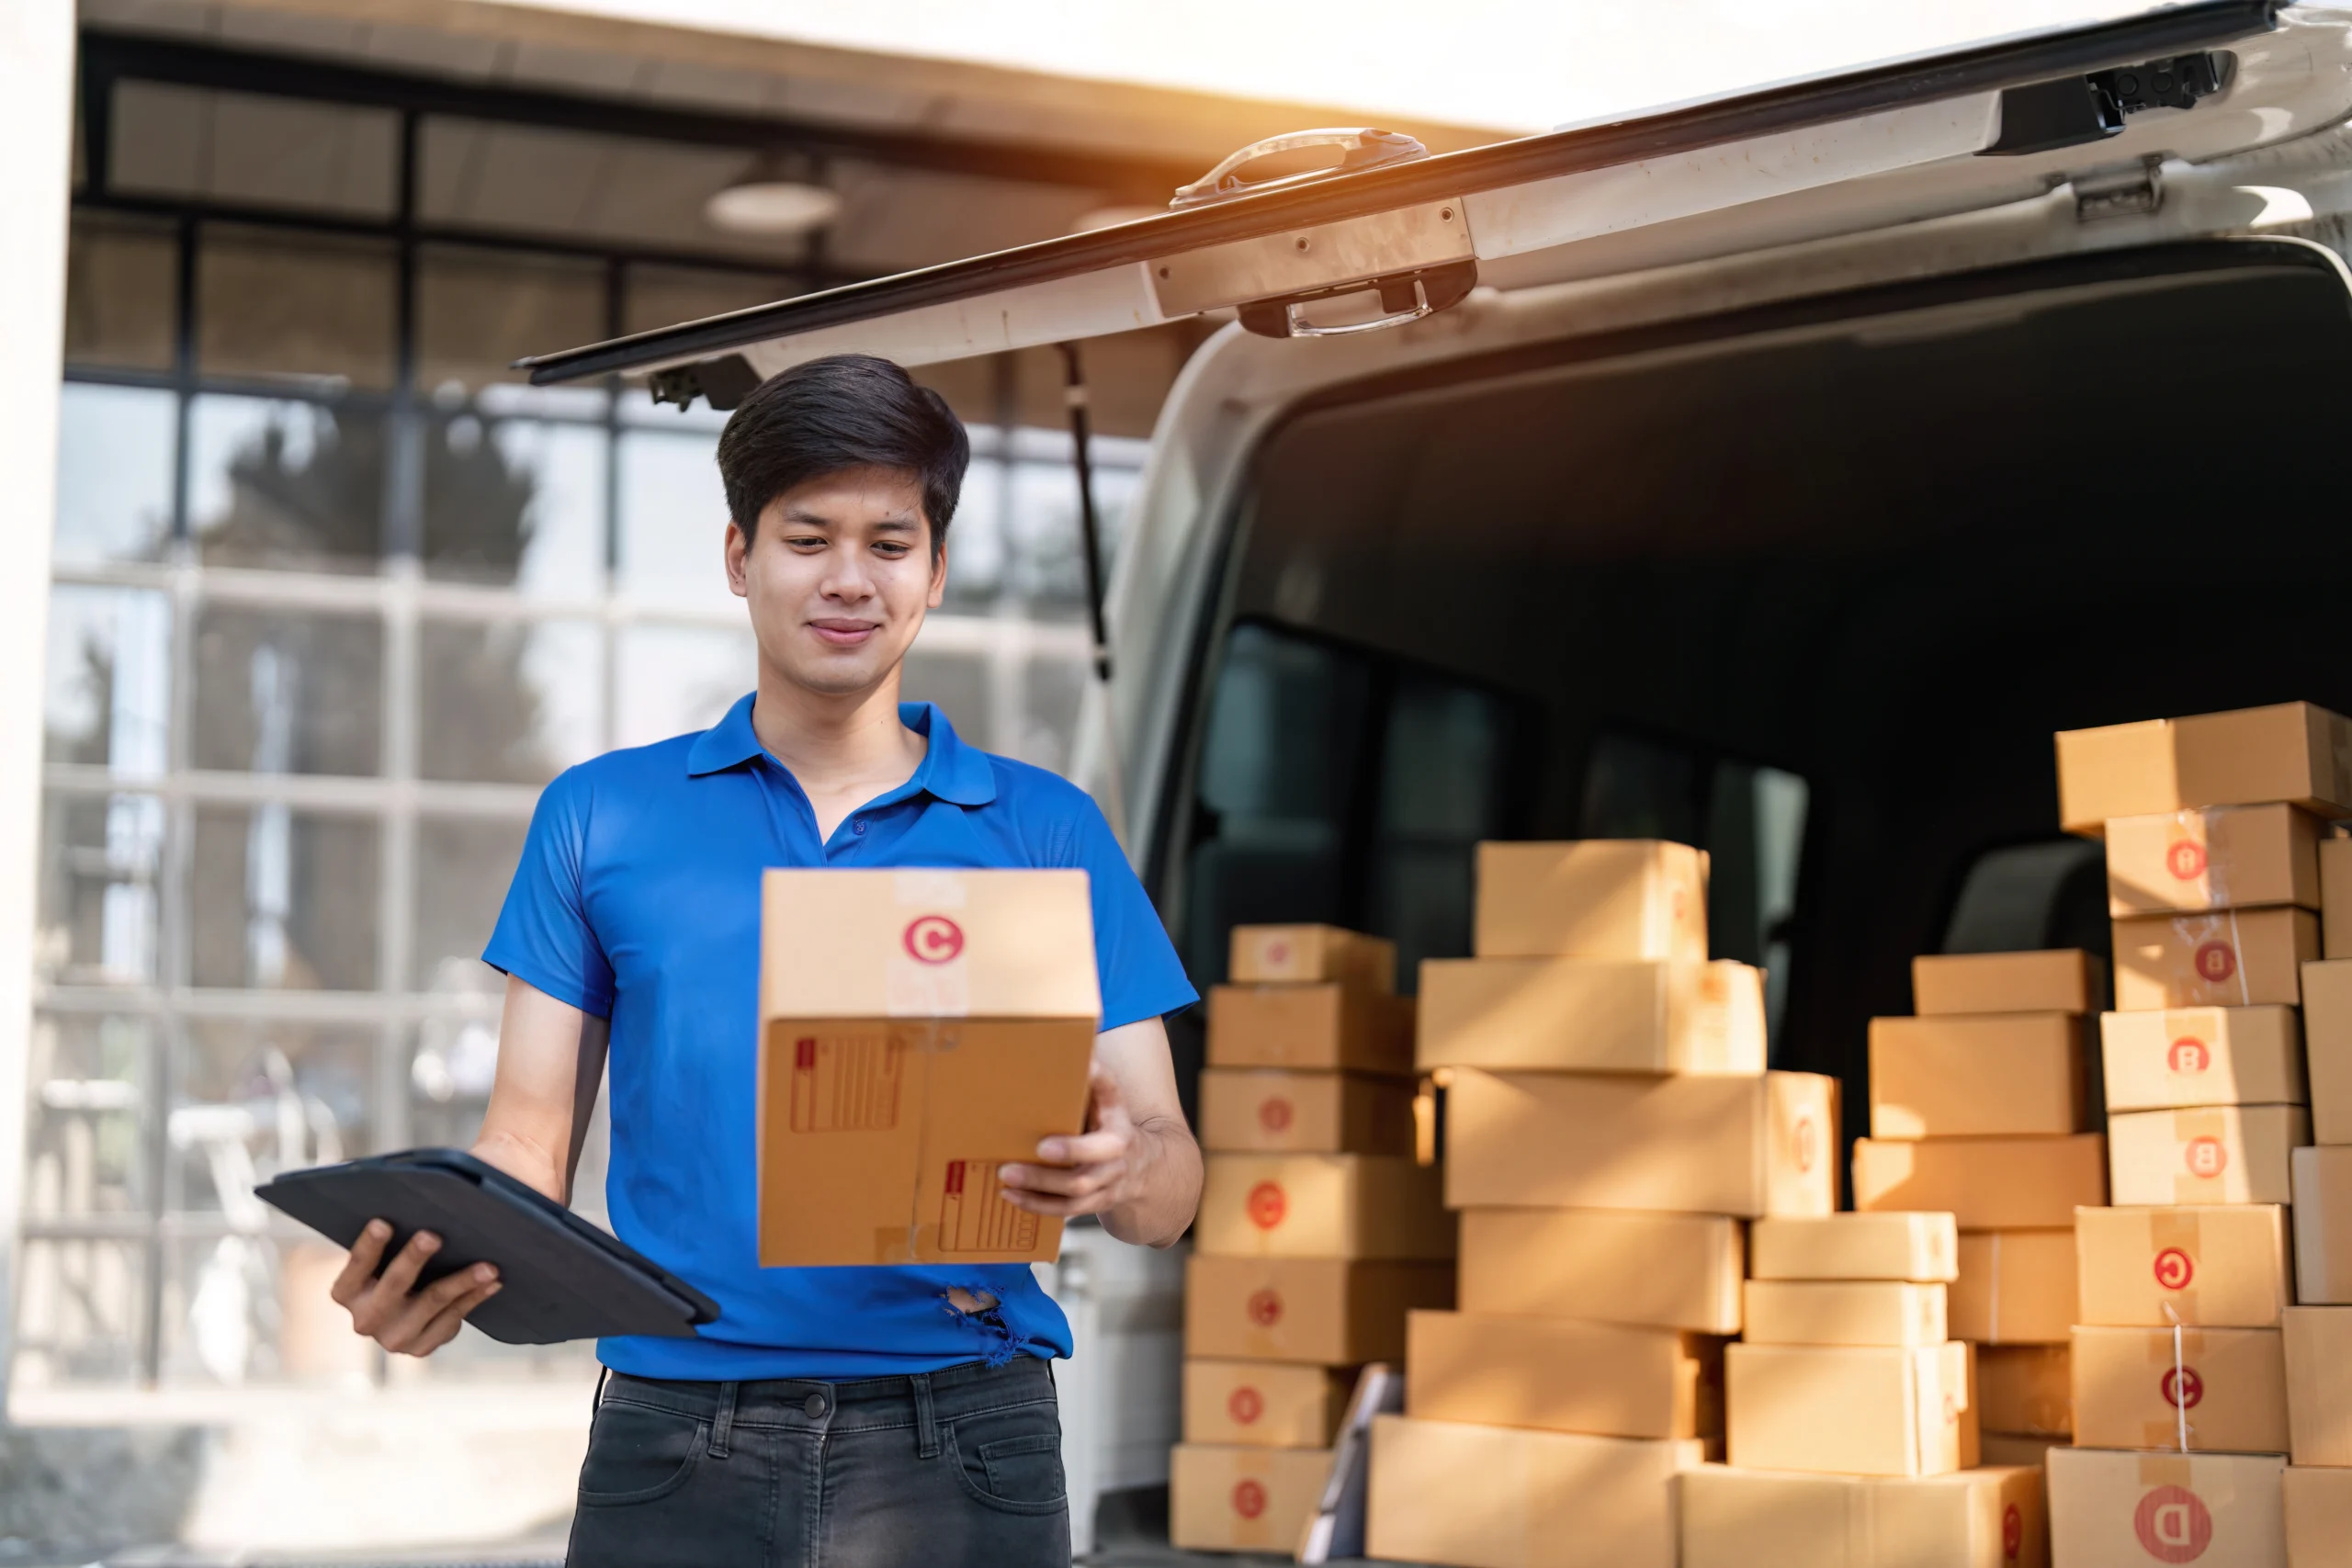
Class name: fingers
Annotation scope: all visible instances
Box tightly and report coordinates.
[1000,1159,1121,1200]
[329,1220,391,1306]
[1035,1129,1127,1166]
[373,1230,443,1299]
[377,1262,500,1354]
[397,1276,503,1358]
[999,1186,1094,1218]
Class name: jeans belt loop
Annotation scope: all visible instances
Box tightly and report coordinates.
[911,1371,941,1460]
[709,1380,740,1460]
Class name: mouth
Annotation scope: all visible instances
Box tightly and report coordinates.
[808,618,882,649]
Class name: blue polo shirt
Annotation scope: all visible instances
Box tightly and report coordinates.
[482,695,1196,1381]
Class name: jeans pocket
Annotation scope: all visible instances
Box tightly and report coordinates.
[950,1407,1068,1514]
[577,1398,708,1507]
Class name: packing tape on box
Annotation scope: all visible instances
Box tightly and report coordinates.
[1985,1234,2002,1342]
[2165,910,2250,1008]
[2164,810,2233,911]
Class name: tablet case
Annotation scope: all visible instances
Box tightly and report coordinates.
[257,1148,719,1345]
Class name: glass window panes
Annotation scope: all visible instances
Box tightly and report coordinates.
[616,427,735,611]
[414,818,528,992]
[188,394,386,572]
[110,83,399,219]
[189,808,379,991]
[62,212,176,370]
[615,624,754,748]
[11,1238,145,1386]
[416,247,605,396]
[198,225,396,389]
[43,585,171,773]
[192,606,384,776]
[423,411,607,597]
[24,1014,156,1221]
[54,383,177,567]
[37,793,164,987]
[419,619,604,784]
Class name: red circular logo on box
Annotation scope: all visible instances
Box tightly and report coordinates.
[1265,940,1292,965]
[2167,840,2207,881]
[1233,1480,1268,1520]
[2168,1037,2211,1073]
[2193,941,2236,984]
[2160,1366,2205,1409]
[1259,1097,1295,1133]
[2154,1247,2196,1291]
[1247,1288,1283,1326]
[1792,1114,1817,1174]
[1247,1181,1287,1230]
[2184,1136,2229,1179]
[1228,1386,1264,1426]
[2133,1484,2213,1562]
[902,915,965,964]
[2003,1503,2023,1560]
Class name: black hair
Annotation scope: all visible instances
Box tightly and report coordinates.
[715,354,970,558]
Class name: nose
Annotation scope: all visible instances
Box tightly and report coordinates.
[817,544,876,602]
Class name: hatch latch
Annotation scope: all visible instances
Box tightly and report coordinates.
[1982,50,2231,157]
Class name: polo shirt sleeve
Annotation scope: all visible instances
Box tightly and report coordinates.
[1057,795,1197,1032]
[482,765,616,1018]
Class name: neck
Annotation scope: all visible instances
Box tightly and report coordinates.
[750,660,922,789]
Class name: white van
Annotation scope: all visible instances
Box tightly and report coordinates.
[523,0,2352,1537]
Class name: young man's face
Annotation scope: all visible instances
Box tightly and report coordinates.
[725,464,945,698]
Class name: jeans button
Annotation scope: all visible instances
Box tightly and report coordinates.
[803,1393,826,1418]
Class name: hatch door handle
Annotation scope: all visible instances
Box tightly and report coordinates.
[1171,127,1429,209]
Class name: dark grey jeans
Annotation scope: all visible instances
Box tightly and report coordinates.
[566,1357,1069,1567]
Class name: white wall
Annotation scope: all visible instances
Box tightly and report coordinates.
[0,0,75,1419]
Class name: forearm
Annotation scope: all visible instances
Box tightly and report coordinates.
[469,1123,571,1203]
[1099,1114,1202,1248]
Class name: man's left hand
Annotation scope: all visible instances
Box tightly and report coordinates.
[998,1066,1151,1219]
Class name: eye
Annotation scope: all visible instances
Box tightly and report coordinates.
[784,534,827,550]
[873,540,910,558]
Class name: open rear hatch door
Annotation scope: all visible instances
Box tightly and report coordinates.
[517,0,2345,400]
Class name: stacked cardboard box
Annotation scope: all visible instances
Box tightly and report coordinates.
[1172,924,1450,1554]
[1366,840,1840,1568]
[1849,947,2105,1468]
[2046,703,2352,1563]
[2286,835,2352,1563]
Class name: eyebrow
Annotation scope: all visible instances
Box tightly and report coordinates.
[779,507,920,533]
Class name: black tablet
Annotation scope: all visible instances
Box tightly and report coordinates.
[257,1148,719,1346]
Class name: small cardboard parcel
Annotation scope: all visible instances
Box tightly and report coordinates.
[756,868,1099,1266]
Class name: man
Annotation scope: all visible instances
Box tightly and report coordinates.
[330,355,1202,1565]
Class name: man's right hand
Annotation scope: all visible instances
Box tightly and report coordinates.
[331,1220,502,1357]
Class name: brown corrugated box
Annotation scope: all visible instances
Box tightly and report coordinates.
[1446,1068,1837,1218]
[2105,804,2322,915]
[1168,1441,1329,1554]
[1195,1153,1453,1259]
[2112,908,2321,1010]
[1227,922,1395,989]
[2283,1307,2352,1466]
[1366,1414,1701,1568]
[2047,1448,2286,1566]
[1979,1345,2071,1437]
[2054,701,2352,836]
[2108,1105,2307,1208]
[2301,958,2352,1142]
[2100,1006,2305,1112]
[1912,950,2098,1017]
[1748,1213,1958,1283]
[1473,840,1708,961]
[1852,1135,2107,1230]
[1979,1432,2061,1468]
[2070,1325,2289,1453]
[1416,956,1764,1075]
[1679,1463,2048,1568]
[1406,1309,1724,1439]
[1868,1013,2085,1138]
[1725,1340,1975,1477]
[2285,1464,2352,1567]
[1457,1208,1744,1333]
[754,868,1097,1266]
[2294,1145,2352,1305]
[1742,1280,1945,1347]
[1182,1359,1350,1449]
[1951,1230,2075,1345]
[1204,982,1415,1075]
[2075,1205,2290,1328]
[1197,1068,1416,1156]
[2324,839,2352,959]
[1183,1255,1453,1364]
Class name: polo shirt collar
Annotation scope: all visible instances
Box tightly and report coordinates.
[684,693,997,807]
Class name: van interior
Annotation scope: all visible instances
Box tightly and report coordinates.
[1156,237,2352,1167]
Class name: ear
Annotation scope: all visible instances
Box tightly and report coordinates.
[724,519,751,599]
[927,539,948,611]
